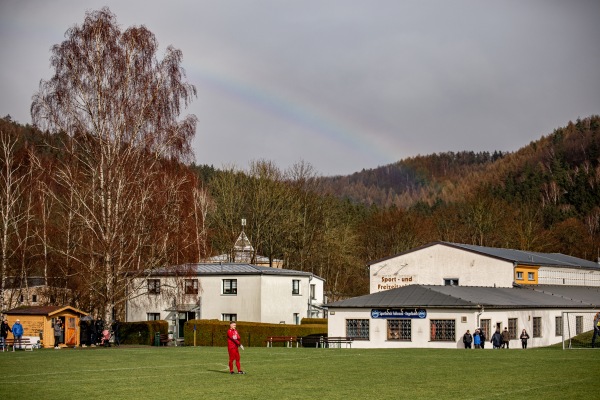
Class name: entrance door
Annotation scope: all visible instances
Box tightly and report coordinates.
[65,317,77,346]
[178,312,195,338]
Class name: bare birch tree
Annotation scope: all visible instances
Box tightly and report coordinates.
[31,8,197,322]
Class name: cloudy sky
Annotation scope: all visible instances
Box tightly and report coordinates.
[1,1,599,176]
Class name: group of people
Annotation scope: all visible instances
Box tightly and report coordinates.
[489,327,530,349]
[462,328,486,349]
[464,327,531,349]
[1,318,23,351]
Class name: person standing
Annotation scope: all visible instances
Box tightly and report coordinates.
[491,329,502,349]
[53,319,62,349]
[1,318,11,351]
[227,322,245,374]
[462,330,473,349]
[520,329,530,349]
[473,329,481,349]
[501,327,510,349]
[592,312,600,348]
[479,328,486,349]
[12,319,24,350]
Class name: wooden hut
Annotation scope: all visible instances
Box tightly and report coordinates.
[4,306,88,348]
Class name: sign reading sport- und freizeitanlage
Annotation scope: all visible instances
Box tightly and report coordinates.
[370,309,427,319]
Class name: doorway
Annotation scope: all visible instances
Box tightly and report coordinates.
[178,312,195,338]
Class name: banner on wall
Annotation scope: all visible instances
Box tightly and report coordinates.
[370,308,427,319]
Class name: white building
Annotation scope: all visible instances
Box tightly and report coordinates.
[327,284,599,349]
[369,241,600,293]
[327,242,600,349]
[126,263,325,339]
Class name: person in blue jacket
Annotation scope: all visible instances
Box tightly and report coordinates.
[473,329,481,349]
[12,319,24,350]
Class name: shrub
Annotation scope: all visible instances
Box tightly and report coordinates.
[119,320,168,345]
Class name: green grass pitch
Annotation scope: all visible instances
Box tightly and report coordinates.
[0,345,596,399]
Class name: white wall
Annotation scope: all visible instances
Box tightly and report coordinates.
[370,244,514,293]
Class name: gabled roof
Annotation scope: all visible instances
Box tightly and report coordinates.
[326,284,599,309]
[4,305,88,316]
[149,263,323,280]
[369,241,600,270]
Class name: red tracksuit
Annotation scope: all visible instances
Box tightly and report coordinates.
[227,328,242,372]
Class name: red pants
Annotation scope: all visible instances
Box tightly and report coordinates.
[228,347,241,372]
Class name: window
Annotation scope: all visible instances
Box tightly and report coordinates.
[533,317,542,337]
[147,313,160,321]
[528,272,535,281]
[346,319,369,340]
[388,319,411,341]
[310,284,316,300]
[444,278,459,286]
[576,316,583,335]
[294,313,300,325]
[480,319,491,340]
[555,316,563,336]
[516,271,523,280]
[185,279,199,295]
[18,295,24,302]
[430,319,456,341]
[32,294,38,303]
[222,314,237,322]
[292,279,300,295]
[508,318,518,339]
[223,279,237,295]
[148,279,160,294]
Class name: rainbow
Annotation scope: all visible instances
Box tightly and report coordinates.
[191,67,398,168]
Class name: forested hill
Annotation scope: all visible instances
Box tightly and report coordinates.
[318,116,600,210]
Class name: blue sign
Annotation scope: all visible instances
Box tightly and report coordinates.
[371,309,427,319]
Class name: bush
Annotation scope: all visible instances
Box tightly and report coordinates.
[301,318,327,325]
[183,320,328,347]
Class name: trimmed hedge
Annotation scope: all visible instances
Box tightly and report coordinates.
[119,320,168,345]
[183,319,328,347]
[301,318,327,325]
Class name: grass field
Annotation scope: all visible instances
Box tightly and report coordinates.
[0,345,597,399]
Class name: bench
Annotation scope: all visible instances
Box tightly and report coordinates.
[4,338,34,351]
[265,336,298,348]
[159,333,172,346]
[319,336,353,348]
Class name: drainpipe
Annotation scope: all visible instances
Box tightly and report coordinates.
[477,305,484,328]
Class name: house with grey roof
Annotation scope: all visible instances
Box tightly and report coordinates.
[369,241,600,293]
[326,284,599,349]
[125,263,325,340]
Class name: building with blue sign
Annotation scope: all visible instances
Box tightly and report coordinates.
[327,284,599,349]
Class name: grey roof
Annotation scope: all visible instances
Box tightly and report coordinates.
[326,284,600,309]
[369,241,600,270]
[150,263,318,278]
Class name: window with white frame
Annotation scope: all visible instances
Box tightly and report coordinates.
[516,271,523,280]
[222,314,237,322]
[444,278,459,286]
[346,319,369,340]
[528,272,535,281]
[480,319,491,340]
[310,284,316,300]
[147,313,160,321]
[388,319,411,341]
[430,319,456,341]
[292,279,300,295]
[223,279,237,295]
[148,279,160,294]
[185,279,199,295]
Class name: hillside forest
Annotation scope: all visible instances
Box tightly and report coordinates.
[1,8,599,323]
